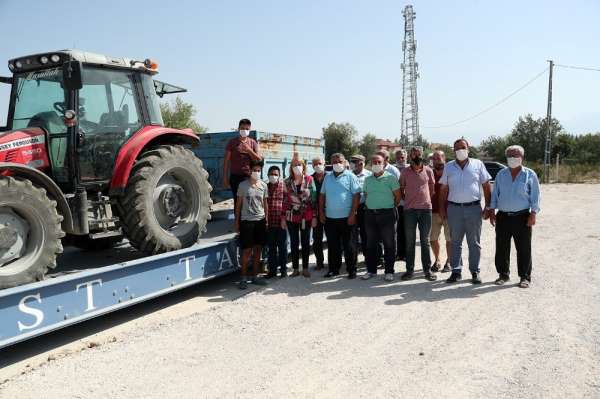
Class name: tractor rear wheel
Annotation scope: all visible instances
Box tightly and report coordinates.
[117,145,212,254]
[0,176,64,289]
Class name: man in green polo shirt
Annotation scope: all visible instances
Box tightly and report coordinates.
[362,153,402,281]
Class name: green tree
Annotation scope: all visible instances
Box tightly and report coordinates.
[358,133,379,158]
[509,114,562,162]
[479,135,509,161]
[160,97,208,133]
[322,122,358,160]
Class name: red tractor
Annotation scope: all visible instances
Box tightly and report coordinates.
[0,50,212,289]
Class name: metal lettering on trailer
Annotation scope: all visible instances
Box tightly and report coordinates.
[0,239,238,350]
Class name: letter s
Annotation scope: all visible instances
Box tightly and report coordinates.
[17,293,44,332]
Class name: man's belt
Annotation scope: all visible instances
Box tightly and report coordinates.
[448,200,480,206]
[498,209,530,216]
[365,208,395,214]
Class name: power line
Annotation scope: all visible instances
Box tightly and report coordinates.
[422,67,549,129]
[555,63,600,72]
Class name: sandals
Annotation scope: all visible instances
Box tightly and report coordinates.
[519,279,530,288]
[302,269,311,278]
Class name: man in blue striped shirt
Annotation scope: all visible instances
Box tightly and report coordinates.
[489,145,541,288]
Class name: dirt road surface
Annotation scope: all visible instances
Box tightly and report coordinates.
[0,184,598,398]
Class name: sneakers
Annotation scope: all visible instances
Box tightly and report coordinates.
[361,272,376,280]
[400,272,414,281]
[446,272,462,283]
[471,273,482,284]
[384,273,394,282]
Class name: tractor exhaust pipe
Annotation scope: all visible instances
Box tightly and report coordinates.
[73,186,89,235]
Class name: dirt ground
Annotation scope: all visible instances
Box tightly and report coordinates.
[0,184,598,399]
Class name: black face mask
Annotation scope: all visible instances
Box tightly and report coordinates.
[411,157,423,165]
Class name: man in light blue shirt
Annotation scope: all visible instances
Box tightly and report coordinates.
[319,153,362,278]
[489,145,540,288]
[439,138,492,284]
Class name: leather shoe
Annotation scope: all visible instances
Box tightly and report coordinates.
[446,272,462,283]
[471,272,482,284]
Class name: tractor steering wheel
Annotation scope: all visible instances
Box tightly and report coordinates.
[53,102,67,114]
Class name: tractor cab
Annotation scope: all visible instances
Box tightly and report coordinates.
[1,50,185,192]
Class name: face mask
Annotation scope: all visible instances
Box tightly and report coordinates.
[268,175,279,184]
[371,164,383,174]
[434,162,445,170]
[411,157,423,165]
[507,157,522,169]
[455,149,468,161]
[293,165,303,175]
[239,129,250,138]
[332,163,345,173]
[251,171,261,180]
[314,164,324,173]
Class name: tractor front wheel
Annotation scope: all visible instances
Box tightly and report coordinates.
[0,177,64,289]
[117,145,212,254]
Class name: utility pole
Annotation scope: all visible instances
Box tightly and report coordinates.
[400,5,420,146]
[543,60,554,183]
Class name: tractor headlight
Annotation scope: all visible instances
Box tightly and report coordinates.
[50,54,60,63]
[8,62,15,71]
[40,56,49,65]
[15,60,23,69]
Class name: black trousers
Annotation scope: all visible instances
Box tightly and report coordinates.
[364,208,397,274]
[356,204,368,256]
[230,174,247,207]
[287,221,311,270]
[325,217,357,274]
[495,211,532,281]
[396,205,406,258]
[312,220,325,268]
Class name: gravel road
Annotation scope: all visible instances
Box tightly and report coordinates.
[1,184,598,399]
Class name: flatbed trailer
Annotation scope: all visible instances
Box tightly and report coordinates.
[0,213,239,350]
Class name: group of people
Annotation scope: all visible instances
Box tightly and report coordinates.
[224,119,541,290]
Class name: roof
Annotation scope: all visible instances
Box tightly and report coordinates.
[8,49,158,75]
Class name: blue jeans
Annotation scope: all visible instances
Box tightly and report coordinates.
[404,209,432,273]
[447,203,482,274]
[267,227,288,273]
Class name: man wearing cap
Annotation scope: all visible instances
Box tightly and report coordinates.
[439,138,492,284]
[350,154,372,262]
[394,148,409,261]
[489,145,540,288]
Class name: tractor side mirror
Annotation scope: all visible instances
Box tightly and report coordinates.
[62,61,82,91]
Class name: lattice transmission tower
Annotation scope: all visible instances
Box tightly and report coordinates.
[400,5,421,146]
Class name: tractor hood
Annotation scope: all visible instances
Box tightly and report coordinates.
[0,127,50,169]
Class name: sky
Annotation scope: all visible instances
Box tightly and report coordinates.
[0,0,599,145]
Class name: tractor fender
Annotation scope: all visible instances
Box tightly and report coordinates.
[109,126,199,195]
[0,162,74,234]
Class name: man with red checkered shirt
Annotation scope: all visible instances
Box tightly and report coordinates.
[265,165,288,278]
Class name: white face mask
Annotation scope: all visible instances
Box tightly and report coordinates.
[251,171,261,180]
[268,175,279,184]
[507,157,522,169]
[332,162,345,173]
[455,149,469,161]
[239,129,250,138]
[293,165,303,175]
[371,164,383,174]
[313,164,325,173]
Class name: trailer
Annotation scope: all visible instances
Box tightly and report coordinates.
[0,215,238,350]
